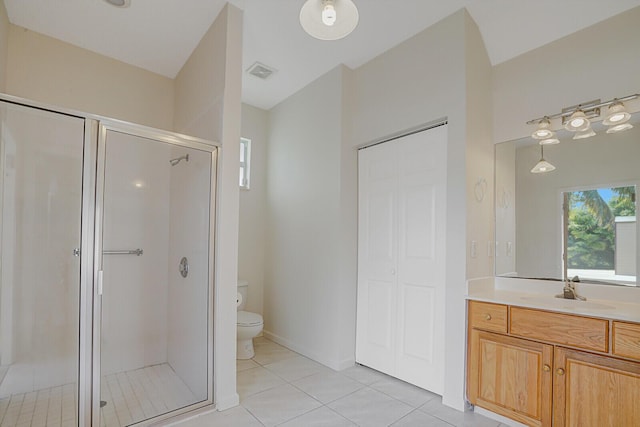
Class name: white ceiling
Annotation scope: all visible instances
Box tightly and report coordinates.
[4,0,640,110]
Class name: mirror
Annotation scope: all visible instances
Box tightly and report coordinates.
[495,119,639,287]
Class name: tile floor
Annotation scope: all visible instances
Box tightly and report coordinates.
[177,337,509,427]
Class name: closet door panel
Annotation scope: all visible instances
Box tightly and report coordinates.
[396,126,447,393]
[356,142,398,374]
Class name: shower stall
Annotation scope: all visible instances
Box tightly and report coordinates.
[0,96,218,426]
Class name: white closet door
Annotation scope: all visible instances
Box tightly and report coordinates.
[356,125,447,394]
[356,140,398,373]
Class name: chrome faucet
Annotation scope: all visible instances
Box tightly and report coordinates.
[556,276,586,300]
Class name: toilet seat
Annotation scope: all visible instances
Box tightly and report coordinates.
[237,310,263,327]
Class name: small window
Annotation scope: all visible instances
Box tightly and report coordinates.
[239,138,251,189]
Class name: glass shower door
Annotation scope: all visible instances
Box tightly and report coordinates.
[95,126,215,426]
[0,101,86,426]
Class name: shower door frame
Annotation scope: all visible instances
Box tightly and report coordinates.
[92,121,219,427]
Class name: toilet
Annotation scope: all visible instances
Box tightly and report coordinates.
[237,280,263,359]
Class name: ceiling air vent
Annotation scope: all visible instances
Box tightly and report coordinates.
[247,62,276,80]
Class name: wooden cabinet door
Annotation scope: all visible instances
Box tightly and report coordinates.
[554,347,640,427]
[468,330,553,427]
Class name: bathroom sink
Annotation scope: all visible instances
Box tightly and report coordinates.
[519,295,615,310]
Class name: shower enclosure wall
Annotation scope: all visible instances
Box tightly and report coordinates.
[0,95,218,426]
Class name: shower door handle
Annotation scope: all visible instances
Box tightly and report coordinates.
[97,270,103,296]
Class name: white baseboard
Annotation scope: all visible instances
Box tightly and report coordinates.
[215,393,239,411]
[263,330,355,371]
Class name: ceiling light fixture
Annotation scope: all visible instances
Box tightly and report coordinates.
[103,0,131,7]
[300,0,359,41]
[531,145,556,174]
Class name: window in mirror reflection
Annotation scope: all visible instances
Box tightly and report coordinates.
[564,185,636,285]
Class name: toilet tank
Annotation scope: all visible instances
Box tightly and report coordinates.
[237,280,249,311]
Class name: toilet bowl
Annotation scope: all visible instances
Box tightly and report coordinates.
[237,280,263,359]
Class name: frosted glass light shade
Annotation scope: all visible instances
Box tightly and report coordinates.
[531,159,556,174]
[606,123,633,134]
[532,118,554,140]
[564,110,590,132]
[603,102,630,126]
[531,145,555,174]
[573,127,596,140]
[539,137,560,145]
[300,0,359,40]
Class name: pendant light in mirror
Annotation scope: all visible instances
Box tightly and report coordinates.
[300,0,359,40]
[531,145,556,174]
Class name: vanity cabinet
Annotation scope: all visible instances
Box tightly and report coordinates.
[553,347,640,426]
[467,300,640,427]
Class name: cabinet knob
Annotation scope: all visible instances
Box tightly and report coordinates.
[556,368,565,376]
[484,314,492,321]
[543,364,551,372]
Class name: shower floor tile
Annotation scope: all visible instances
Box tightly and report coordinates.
[0,383,75,427]
[0,363,195,427]
[100,364,196,426]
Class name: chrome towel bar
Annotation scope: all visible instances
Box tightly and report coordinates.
[103,249,143,256]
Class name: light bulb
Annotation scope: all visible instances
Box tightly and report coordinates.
[564,110,590,132]
[570,118,584,127]
[322,3,336,26]
[603,102,631,126]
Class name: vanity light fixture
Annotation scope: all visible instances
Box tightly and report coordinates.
[531,145,556,174]
[526,93,639,143]
[300,0,359,41]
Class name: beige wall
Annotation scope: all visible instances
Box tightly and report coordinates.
[493,6,640,143]
[0,2,8,91]
[6,26,174,130]
[464,11,494,280]
[265,66,349,368]
[173,3,243,411]
[239,103,268,316]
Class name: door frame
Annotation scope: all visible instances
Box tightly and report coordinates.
[92,121,219,426]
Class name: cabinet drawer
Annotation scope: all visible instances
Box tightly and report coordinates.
[613,321,640,361]
[510,307,608,352]
[469,301,507,333]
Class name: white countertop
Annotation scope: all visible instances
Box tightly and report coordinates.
[467,277,640,323]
